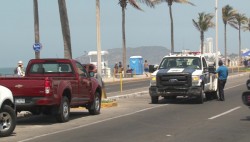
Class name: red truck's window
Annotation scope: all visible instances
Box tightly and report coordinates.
[29,63,73,74]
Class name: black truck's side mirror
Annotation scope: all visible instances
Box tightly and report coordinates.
[149,65,154,73]
[208,65,216,73]
[149,64,158,73]
[242,91,250,106]
[246,79,250,90]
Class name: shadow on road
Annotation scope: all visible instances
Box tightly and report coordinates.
[152,96,219,105]
[16,110,92,125]
[240,116,250,121]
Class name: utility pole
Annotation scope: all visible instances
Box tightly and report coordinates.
[215,0,218,69]
[96,0,102,76]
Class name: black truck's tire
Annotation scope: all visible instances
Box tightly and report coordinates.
[56,97,70,123]
[151,96,159,104]
[197,87,205,104]
[211,90,219,100]
[0,105,16,137]
[88,92,101,115]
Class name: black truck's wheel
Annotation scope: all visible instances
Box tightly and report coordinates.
[151,96,159,104]
[56,97,70,123]
[88,92,101,115]
[0,105,16,137]
[197,87,205,104]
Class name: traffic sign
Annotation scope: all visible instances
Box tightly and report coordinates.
[33,43,42,52]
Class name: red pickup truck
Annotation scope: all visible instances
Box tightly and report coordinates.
[0,58,102,122]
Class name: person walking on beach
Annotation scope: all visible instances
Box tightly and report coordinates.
[215,60,228,101]
[144,60,149,77]
[16,61,25,77]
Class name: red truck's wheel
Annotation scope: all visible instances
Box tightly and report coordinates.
[88,92,101,115]
[56,97,70,123]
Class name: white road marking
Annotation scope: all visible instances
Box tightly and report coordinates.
[18,104,168,142]
[208,106,241,120]
[225,83,245,90]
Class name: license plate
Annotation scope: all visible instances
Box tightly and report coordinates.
[15,98,25,104]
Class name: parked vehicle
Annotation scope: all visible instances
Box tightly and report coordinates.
[0,85,16,137]
[242,79,250,107]
[149,52,218,104]
[0,59,102,123]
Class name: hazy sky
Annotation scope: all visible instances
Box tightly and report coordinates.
[0,0,249,67]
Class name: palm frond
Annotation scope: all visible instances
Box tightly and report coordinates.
[192,19,200,31]
[174,0,195,6]
[229,12,248,30]
[128,0,142,10]
[136,0,157,7]
[242,18,250,31]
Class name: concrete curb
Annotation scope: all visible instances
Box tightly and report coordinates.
[107,90,149,100]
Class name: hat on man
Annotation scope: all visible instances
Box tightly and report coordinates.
[18,60,23,65]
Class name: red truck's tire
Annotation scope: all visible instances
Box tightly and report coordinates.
[0,105,16,137]
[56,97,70,123]
[88,92,101,115]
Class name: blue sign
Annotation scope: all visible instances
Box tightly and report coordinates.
[33,43,42,52]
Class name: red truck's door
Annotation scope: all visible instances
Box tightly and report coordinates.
[75,62,92,102]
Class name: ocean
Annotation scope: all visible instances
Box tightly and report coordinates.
[0,67,16,76]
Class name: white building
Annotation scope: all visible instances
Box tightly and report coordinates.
[204,37,213,54]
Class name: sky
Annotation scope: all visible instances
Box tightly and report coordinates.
[0,0,250,68]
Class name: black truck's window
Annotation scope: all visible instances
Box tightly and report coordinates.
[159,57,201,69]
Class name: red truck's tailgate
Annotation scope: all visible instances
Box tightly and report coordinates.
[0,77,45,97]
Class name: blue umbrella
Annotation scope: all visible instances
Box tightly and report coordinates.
[242,50,250,57]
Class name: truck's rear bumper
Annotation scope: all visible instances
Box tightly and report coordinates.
[15,96,58,111]
[149,86,201,97]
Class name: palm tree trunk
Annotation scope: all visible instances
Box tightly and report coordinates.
[200,31,204,54]
[58,0,72,59]
[33,0,40,59]
[122,7,127,76]
[239,26,242,66]
[169,5,174,53]
[224,24,227,66]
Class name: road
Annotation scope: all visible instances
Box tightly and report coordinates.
[104,77,150,98]
[2,73,250,142]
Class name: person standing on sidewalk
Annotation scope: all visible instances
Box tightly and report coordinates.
[215,60,228,101]
[16,60,25,77]
[144,60,149,77]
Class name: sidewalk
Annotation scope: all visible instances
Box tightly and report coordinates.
[103,74,149,84]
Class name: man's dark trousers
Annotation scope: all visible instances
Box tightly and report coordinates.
[218,79,227,101]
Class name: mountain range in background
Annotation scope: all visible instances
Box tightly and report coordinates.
[75,46,170,68]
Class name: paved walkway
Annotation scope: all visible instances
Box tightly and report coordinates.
[103,74,149,84]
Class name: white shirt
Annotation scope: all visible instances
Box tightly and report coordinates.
[17,66,25,77]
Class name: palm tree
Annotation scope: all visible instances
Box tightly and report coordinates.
[33,0,40,59]
[118,0,154,75]
[150,0,195,53]
[192,12,215,54]
[222,5,236,66]
[243,18,250,31]
[58,0,72,59]
[229,13,248,66]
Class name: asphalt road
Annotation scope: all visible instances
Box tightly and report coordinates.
[2,73,250,142]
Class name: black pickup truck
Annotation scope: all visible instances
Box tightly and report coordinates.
[242,79,250,106]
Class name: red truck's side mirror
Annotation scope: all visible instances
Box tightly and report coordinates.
[242,91,250,106]
[89,72,95,77]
